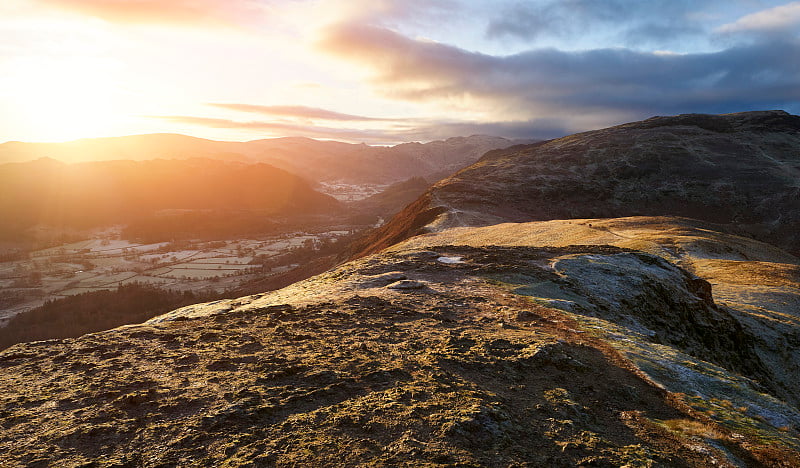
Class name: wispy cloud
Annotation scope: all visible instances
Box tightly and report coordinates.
[208,103,395,122]
[152,115,417,143]
[151,114,562,143]
[716,2,800,37]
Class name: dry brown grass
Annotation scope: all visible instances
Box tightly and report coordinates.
[663,418,726,440]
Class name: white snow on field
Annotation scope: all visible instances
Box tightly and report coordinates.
[190,257,252,265]
[33,240,169,256]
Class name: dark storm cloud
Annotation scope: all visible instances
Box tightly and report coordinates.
[320,23,800,124]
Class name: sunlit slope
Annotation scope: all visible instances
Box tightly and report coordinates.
[3,216,800,465]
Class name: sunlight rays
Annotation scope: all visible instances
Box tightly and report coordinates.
[6,56,126,142]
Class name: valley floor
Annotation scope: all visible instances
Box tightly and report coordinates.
[0,226,356,327]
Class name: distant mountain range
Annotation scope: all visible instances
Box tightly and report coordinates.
[0,134,531,185]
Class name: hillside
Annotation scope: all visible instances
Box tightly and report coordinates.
[1,217,799,466]
[0,134,250,165]
[348,176,431,220]
[0,158,339,239]
[1,112,799,466]
[0,134,526,185]
[357,111,800,256]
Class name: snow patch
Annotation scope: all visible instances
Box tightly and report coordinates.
[437,256,464,264]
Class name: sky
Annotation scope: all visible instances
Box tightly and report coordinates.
[1,0,798,144]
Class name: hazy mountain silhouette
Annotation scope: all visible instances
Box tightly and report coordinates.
[0,134,528,185]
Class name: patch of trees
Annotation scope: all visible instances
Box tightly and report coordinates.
[0,283,216,351]
[0,288,43,309]
[0,250,28,263]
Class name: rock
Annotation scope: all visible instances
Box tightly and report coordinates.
[386,280,427,290]
[437,256,464,264]
[534,299,580,313]
[360,271,408,288]
[515,310,538,322]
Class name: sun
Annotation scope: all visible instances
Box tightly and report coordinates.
[8,57,125,142]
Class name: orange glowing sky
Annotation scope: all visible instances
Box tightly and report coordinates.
[1,0,798,144]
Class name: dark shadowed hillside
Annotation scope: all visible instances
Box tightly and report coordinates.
[356,111,800,257]
[348,176,431,220]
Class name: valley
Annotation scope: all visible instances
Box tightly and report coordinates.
[0,223,358,327]
[0,134,519,335]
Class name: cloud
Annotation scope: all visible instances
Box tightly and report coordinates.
[151,115,564,143]
[208,103,394,121]
[319,22,800,129]
[33,0,267,26]
[716,2,800,36]
[151,115,391,141]
[485,0,713,47]
[408,118,568,141]
[332,0,461,28]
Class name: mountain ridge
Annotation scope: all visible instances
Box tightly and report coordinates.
[0,134,531,185]
[355,110,800,257]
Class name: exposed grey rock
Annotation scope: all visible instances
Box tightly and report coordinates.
[359,271,407,288]
[386,279,427,290]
